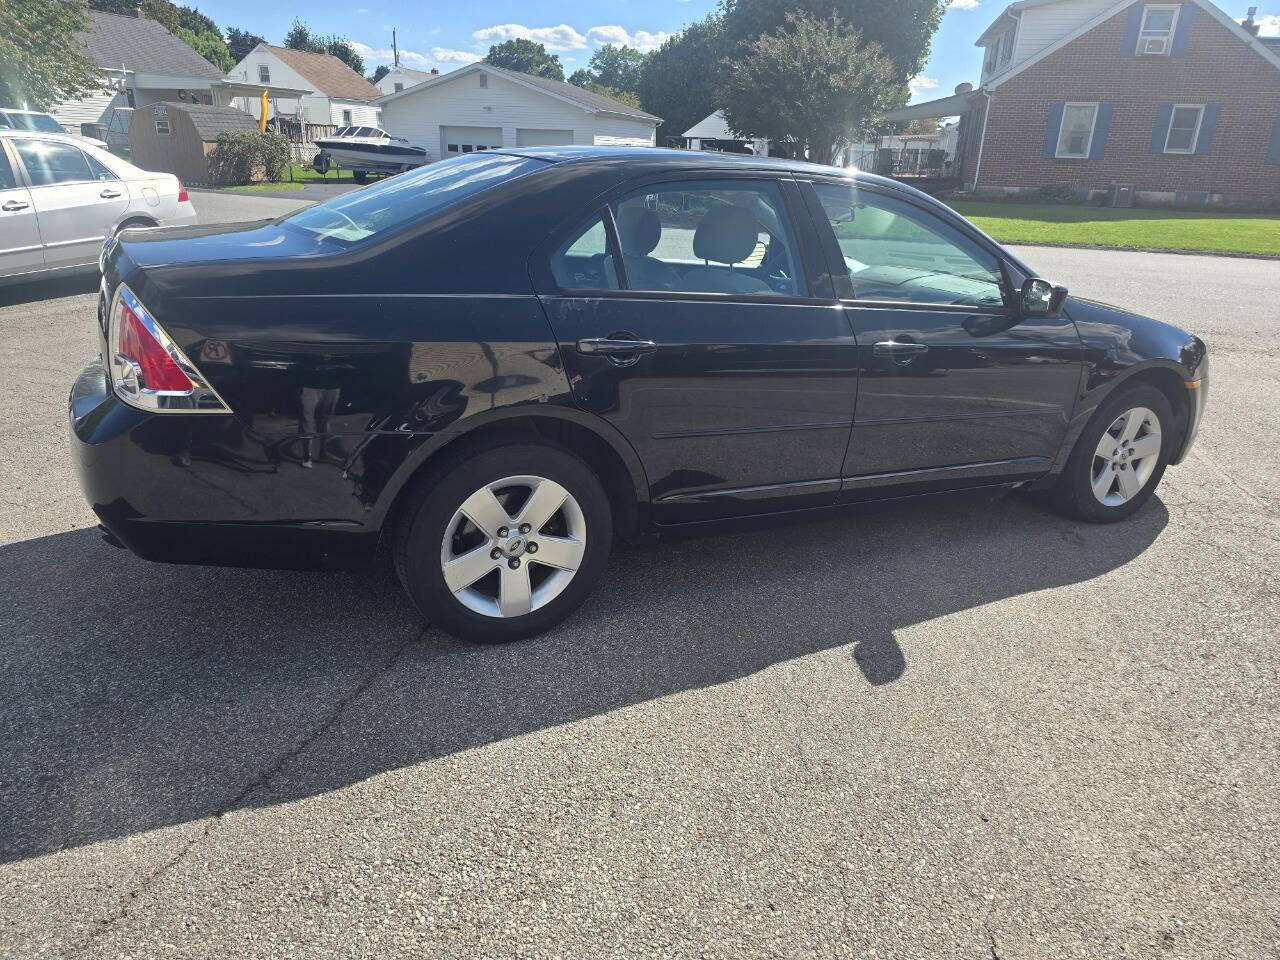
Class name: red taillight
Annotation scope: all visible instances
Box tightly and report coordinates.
[177,181,189,203]
[117,301,192,392]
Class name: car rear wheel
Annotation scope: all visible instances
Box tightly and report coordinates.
[394,443,613,643]
[352,170,368,183]
[1056,383,1174,523]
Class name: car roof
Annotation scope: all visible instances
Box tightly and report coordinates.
[0,108,49,115]
[0,129,79,141]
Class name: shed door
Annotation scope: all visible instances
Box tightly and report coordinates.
[516,128,573,147]
[440,125,502,156]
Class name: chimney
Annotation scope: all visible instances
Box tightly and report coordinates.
[135,0,145,17]
[1244,6,1261,35]
[430,68,439,75]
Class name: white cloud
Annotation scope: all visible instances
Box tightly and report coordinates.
[1242,13,1279,36]
[950,0,981,9]
[587,25,630,46]
[433,47,482,64]
[352,40,480,69]
[631,30,673,52]
[472,23,588,51]
[908,75,939,96]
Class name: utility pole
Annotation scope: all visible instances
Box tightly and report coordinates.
[393,28,399,67]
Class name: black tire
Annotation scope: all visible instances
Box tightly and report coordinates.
[1056,383,1175,523]
[394,442,613,643]
[352,170,368,183]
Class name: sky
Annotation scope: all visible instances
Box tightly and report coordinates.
[197,0,1280,104]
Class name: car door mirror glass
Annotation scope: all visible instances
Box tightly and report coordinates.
[1021,277,1068,318]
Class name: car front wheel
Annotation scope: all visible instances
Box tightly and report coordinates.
[1056,383,1174,523]
[394,443,613,643]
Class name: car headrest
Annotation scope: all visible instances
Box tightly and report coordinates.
[693,205,760,265]
[617,207,661,257]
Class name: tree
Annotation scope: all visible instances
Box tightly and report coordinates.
[637,14,728,144]
[178,25,231,72]
[585,44,647,95]
[722,13,899,164]
[483,38,564,81]
[90,0,179,32]
[372,64,391,84]
[720,0,946,83]
[566,68,593,88]
[0,0,102,109]
[226,27,265,63]
[89,0,232,73]
[324,36,364,75]
[283,18,325,54]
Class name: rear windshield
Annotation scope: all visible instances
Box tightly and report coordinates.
[281,152,547,245]
[9,113,63,133]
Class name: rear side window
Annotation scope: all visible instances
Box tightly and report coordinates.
[85,151,118,181]
[12,138,93,186]
[282,152,547,244]
[552,214,618,291]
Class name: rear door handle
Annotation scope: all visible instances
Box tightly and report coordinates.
[1,200,29,212]
[873,340,929,357]
[100,189,122,199]
[577,338,657,355]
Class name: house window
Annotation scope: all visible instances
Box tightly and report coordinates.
[376,111,383,126]
[479,74,488,88]
[258,64,271,83]
[984,43,998,73]
[342,109,352,125]
[155,119,171,136]
[394,82,404,92]
[1138,5,1179,55]
[1164,104,1204,153]
[1056,103,1099,158]
[998,28,1015,67]
[446,143,458,153]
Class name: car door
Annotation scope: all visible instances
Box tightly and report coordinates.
[799,178,1082,500]
[534,175,858,523]
[0,140,44,279]
[9,137,129,269]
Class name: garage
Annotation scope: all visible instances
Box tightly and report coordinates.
[441,125,502,156]
[516,128,574,147]
[378,63,658,164]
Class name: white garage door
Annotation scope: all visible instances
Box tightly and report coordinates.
[441,126,503,157]
[516,128,574,147]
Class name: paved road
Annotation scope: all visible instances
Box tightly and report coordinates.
[1,196,1276,958]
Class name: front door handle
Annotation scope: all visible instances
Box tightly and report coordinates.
[1,199,29,212]
[99,189,122,199]
[873,340,929,358]
[577,338,657,356]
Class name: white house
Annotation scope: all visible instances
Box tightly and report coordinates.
[376,62,660,162]
[375,65,437,97]
[226,44,382,127]
[49,9,226,143]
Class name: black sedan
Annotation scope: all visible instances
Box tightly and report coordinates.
[71,147,1208,642]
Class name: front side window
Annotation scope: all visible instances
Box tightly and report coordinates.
[551,214,618,291]
[1139,4,1178,54]
[1057,103,1098,158]
[12,138,94,186]
[282,151,546,245]
[610,180,805,297]
[811,182,1007,308]
[1164,105,1203,153]
[258,64,271,83]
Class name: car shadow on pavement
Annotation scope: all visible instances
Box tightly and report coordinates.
[0,494,1168,864]
[0,274,99,308]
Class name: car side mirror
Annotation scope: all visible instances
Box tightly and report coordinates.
[1021,278,1068,318]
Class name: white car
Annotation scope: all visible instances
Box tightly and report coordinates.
[0,130,197,286]
[0,108,109,150]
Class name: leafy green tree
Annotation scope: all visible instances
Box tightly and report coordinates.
[226,27,265,63]
[178,25,232,72]
[175,4,217,36]
[722,13,899,164]
[0,0,102,109]
[284,18,325,54]
[637,14,728,144]
[324,36,364,75]
[720,0,945,83]
[566,68,593,88]
[483,38,564,81]
[90,0,179,32]
[372,64,391,84]
[585,44,647,95]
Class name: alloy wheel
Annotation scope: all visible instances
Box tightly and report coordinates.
[440,475,587,618]
[1090,406,1162,506]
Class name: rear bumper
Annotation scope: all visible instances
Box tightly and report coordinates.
[69,358,376,571]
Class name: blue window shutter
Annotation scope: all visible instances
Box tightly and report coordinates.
[1123,4,1143,55]
[1195,103,1219,155]
[1171,4,1194,56]
[1266,109,1280,165]
[1089,104,1115,159]
[1043,102,1065,158]
[1151,103,1173,153]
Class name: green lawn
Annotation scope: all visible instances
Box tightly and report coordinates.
[282,162,358,184]
[221,181,306,193]
[948,201,1280,257]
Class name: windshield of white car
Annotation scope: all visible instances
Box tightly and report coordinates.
[281,152,547,245]
[9,113,64,133]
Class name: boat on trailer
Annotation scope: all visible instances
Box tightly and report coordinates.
[313,126,427,181]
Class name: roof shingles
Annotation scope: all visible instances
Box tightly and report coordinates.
[80,10,223,80]
[264,45,381,101]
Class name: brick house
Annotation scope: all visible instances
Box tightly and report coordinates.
[890,0,1280,207]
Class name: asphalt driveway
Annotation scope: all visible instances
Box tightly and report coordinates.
[0,193,1275,958]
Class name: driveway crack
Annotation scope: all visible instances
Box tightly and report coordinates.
[71,627,428,954]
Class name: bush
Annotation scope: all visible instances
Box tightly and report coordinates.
[1036,182,1080,205]
[207,131,290,184]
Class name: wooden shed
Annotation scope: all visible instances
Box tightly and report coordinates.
[129,101,260,184]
